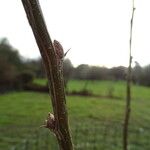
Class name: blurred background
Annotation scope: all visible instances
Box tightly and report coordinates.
[0,0,150,150]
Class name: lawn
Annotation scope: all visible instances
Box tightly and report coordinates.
[0,80,150,149]
[34,79,150,100]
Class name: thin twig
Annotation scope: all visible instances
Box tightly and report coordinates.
[123,1,135,150]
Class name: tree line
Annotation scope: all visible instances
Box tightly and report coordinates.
[0,38,45,92]
[0,38,150,92]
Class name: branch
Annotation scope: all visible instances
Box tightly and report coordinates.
[123,1,135,150]
[21,0,73,149]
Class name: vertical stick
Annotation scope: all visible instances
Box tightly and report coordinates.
[21,0,74,149]
[123,1,135,150]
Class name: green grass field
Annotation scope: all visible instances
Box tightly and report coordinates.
[0,80,150,149]
[35,79,150,100]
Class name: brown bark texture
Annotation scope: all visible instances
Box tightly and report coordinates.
[21,0,74,149]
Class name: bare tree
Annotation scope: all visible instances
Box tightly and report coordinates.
[21,0,74,149]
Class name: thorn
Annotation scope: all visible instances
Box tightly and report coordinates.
[64,48,71,57]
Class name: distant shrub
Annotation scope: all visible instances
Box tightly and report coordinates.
[133,64,150,87]
[15,71,35,89]
[24,83,49,92]
[0,57,17,93]
[70,89,93,96]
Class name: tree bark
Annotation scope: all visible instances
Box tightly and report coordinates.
[21,0,74,149]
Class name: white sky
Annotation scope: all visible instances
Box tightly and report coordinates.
[0,0,150,67]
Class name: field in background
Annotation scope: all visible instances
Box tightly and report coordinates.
[0,80,150,149]
[35,79,150,100]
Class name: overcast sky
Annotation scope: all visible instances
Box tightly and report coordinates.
[0,0,150,67]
